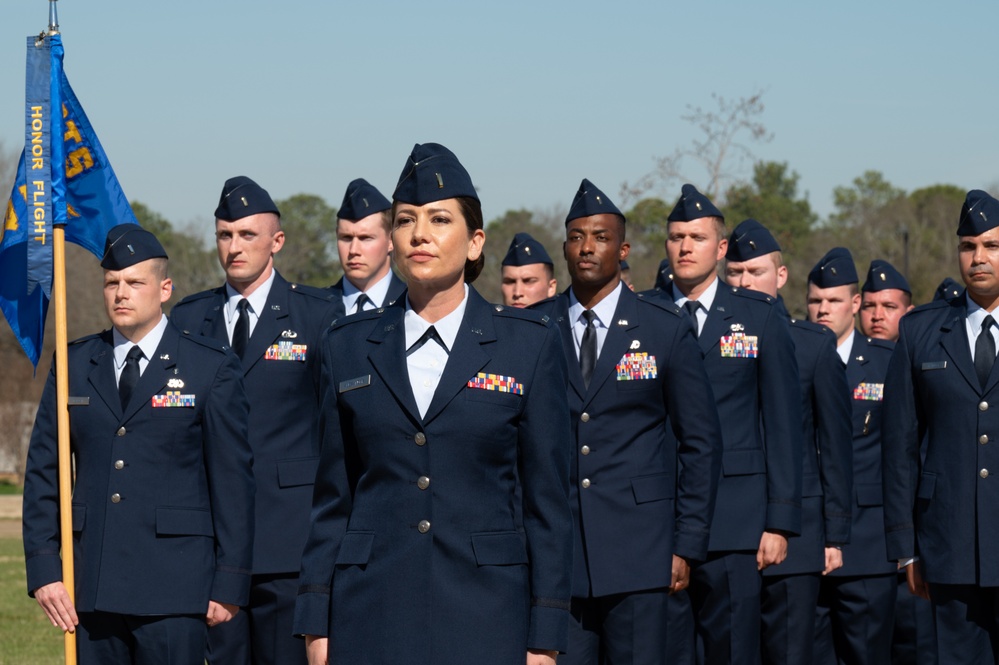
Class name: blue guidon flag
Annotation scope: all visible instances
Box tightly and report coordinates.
[1,33,136,368]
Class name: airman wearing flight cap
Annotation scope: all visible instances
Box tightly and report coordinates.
[883,190,999,664]
[934,276,962,302]
[22,224,254,664]
[170,176,337,665]
[532,178,722,665]
[724,219,853,665]
[501,232,558,308]
[657,184,801,665]
[328,178,406,318]
[806,247,897,665]
[859,260,914,342]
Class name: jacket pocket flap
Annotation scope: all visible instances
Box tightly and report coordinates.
[917,473,936,500]
[471,531,528,566]
[856,483,883,507]
[631,473,673,504]
[335,531,374,565]
[156,507,214,536]
[71,504,86,532]
[277,457,319,488]
[722,449,766,476]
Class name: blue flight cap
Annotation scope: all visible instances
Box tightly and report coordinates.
[620,259,631,271]
[725,219,781,261]
[393,143,478,205]
[654,258,673,290]
[809,247,858,287]
[214,176,280,221]
[502,232,553,267]
[934,277,962,302]
[668,183,724,223]
[565,179,624,225]
[862,259,910,294]
[100,224,168,270]
[337,178,391,221]
[957,190,999,236]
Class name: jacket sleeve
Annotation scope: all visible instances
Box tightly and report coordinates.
[759,309,803,535]
[813,332,853,546]
[665,315,723,562]
[203,350,255,605]
[518,323,573,653]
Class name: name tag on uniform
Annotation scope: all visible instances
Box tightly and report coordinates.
[467,372,524,395]
[616,352,657,380]
[339,375,371,393]
[152,391,196,407]
[853,382,884,401]
[265,341,307,362]
[720,332,758,358]
[921,361,947,371]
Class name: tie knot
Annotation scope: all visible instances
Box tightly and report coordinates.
[125,346,143,362]
[684,300,700,317]
[237,298,250,314]
[582,310,598,326]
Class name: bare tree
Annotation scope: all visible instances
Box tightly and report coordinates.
[620,90,773,208]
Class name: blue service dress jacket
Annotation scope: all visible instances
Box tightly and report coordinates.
[169,271,336,574]
[828,332,896,577]
[535,287,722,599]
[293,287,573,664]
[327,272,406,319]
[765,303,853,576]
[883,296,999,585]
[22,323,254,614]
[662,281,803,552]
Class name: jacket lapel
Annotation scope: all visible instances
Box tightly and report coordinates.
[939,302,981,392]
[422,289,494,425]
[583,290,639,407]
[385,274,407,307]
[328,279,346,320]
[845,334,867,388]
[88,332,122,419]
[121,325,180,423]
[553,293,586,401]
[242,275,291,374]
[699,282,735,356]
[366,304,423,425]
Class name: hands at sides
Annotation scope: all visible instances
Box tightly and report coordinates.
[905,560,931,601]
[823,547,844,575]
[306,635,329,665]
[527,649,558,665]
[669,554,691,595]
[757,530,789,571]
[205,600,239,627]
[34,581,78,632]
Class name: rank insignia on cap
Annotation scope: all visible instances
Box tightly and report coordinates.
[720,332,758,358]
[630,340,641,350]
[853,382,884,401]
[152,391,196,408]
[616,352,658,380]
[167,378,185,389]
[524,246,531,255]
[266,342,307,362]
[467,373,524,395]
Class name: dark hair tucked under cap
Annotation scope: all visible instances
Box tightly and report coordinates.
[337,178,391,221]
[502,232,553,267]
[726,219,781,261]
[565,178,624,226]
[957,189,999,236]
[862,259,910,294]
[100,224,168,270]
[808,247,858,288]
[214,176,280,221]
[392,143,478,205]
[668,183,724,223]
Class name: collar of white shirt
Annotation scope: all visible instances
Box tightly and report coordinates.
[404,284,469,352]
[343,270,393,311]
[113,314,169,371]
[225,269,276,325]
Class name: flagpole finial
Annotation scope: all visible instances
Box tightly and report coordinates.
[47,0,60,35]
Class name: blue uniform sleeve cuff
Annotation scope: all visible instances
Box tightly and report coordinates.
[25,551,63,597]
[210,568,251,607]
[293,591,331,637]
[528,603,570,654]
[766,502,801,537]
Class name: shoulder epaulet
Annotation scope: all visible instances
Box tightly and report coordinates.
[727,285,776,305]
[636,292,684,317]
[69,331,105,346]
[788,318,832,337]
[288,282,336,302]
[331,307,386,330]
[178,329,230,353]
[907,299,952,317]
[491,304,552,326]
[175,288,222,307]
[865,336,896,351]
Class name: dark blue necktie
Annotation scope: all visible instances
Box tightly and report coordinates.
[976,315,996,390]
[118,346,143,410]
[580,310,598,389]
[232,299,250,359]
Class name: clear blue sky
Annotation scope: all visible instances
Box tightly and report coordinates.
[2,0,995,230]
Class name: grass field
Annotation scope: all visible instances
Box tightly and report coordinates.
[0,533,64,664]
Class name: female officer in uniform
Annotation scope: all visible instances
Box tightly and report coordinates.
[294,143,573,665]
